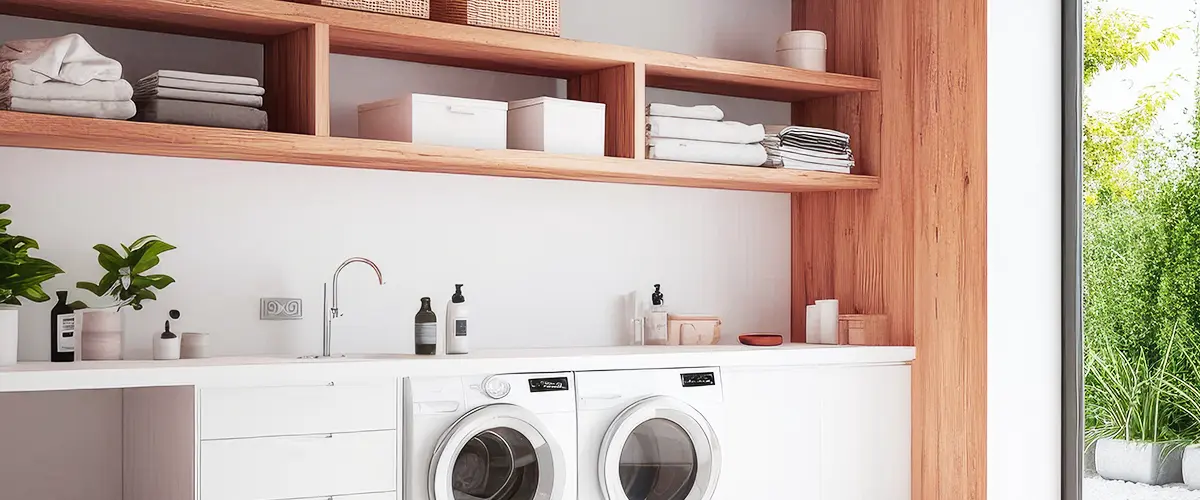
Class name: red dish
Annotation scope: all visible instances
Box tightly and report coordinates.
[739,334,783,347]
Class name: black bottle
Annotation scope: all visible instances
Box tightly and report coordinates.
[50,291,75,362]
[415,297,437,355]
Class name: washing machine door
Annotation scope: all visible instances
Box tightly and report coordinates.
[429,404,566,500]
[598,396,721,500]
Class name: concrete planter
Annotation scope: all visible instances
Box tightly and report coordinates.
[1096,438,1184,485]
[1085,440,1097,473]
[1181,445,1200,488]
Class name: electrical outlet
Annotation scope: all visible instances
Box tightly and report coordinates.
[260,298,302,320]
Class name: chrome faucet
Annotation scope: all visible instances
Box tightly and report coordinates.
[315,257,384,358]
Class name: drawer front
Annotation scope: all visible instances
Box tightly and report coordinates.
[200,380,396,439]
[298,493,396,500]
[412,99,507,150]
[200,430,397,500]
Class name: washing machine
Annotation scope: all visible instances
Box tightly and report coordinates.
[405,372,578,500]
[576,368,724,500]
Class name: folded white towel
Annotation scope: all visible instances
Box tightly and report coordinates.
[648,138,769,167]
[135,76,265,96]
[647,116,766,144]
[134,87,263,108]
[139,70,259,87]
[0,34,122,85]
[646,103,724,121]
[3,97,135,120]
[782,159,852,174]
[0,75,133,102]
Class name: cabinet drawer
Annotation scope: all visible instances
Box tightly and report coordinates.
[200,430,397,500]
[200,380,396,439]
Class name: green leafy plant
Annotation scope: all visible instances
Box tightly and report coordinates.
[1085,325,1192,448]
[0,204,64,305]
[72,235,176,311]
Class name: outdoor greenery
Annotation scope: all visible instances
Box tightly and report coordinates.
[0,204,64,306]
[1084,0,1200,443]
[72,235,176,312]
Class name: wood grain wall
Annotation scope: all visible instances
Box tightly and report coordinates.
[791,0,987,498]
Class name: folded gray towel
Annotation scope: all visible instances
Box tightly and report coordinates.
[136,76,264,96]
[138,70,259,87]
[134,87,262,107]
[134,98,267,130]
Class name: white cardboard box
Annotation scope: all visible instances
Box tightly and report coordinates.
[358,94,507,150]
[508,97,606,156]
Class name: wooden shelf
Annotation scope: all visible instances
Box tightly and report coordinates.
[0,0,880,102]
[0,112,878,193]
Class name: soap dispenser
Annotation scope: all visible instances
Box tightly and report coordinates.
[153,310,182,360]
[646,284,669,345]
[445,284,469,355]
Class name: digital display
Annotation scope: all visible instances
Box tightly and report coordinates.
[681,372,716,387]
[529,377,570,392]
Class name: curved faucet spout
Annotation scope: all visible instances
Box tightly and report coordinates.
[331,257,385,313]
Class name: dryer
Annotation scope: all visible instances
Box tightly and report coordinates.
[405,372,578,500]
[576,368,724,500]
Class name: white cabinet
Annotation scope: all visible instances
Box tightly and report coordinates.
[197,378,401,500]
[200,430,397,500]
[721,363,911,500]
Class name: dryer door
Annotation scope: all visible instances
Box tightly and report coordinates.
[429,404,566,500]
[599,396,721,500]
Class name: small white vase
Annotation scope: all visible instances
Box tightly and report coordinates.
[80,309,124,361]
[153,334,181,361]
[0,306,18,367]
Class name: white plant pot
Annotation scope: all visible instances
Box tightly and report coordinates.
[153,335,181,361]
[1096,438,1184,485]
[0,306,18,367]
[79,309,124,361]
[1181,445,1200,488]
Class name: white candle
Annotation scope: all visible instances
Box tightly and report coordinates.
[816,299,840,344]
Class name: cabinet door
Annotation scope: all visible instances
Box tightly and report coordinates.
[820,364,911,500]
[721,366,824,500]
[200,430,397,500]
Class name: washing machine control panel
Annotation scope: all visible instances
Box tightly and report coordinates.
[482,376,512,399]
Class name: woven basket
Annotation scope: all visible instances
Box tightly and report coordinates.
[298,0,429,19]
[430,0,560,36]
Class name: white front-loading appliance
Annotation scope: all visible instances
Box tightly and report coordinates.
[576,368,724,500]
[405,372,578,500]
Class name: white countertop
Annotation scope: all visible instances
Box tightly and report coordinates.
[0,344,916,392]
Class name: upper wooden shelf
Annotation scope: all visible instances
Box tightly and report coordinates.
[0,0,880,102]
[0,111,878,193]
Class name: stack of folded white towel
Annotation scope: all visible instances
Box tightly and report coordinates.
[645,103,768,167]
[763,125,855,173]
[134,70,268,131]
[0,34,135,120]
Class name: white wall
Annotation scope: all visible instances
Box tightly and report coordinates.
[0,1,793,361]
[988,0,1063,498]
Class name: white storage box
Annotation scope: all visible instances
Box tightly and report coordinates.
[358,94,507,150]
[508,96,606,156]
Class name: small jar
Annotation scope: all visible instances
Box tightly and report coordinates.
[181,333,210,359]
[776,30,827,72]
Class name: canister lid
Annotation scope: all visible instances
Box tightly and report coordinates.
[777,30,828,51]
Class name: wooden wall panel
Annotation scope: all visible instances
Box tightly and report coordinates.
[792,0,987,499]
[264,23,331,136]
[568,63,646,159]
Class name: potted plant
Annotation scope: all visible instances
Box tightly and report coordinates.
[71,235,176,360]
[0,204,65,366]
[1087,332,1190,485]
[1160,348,1200,488]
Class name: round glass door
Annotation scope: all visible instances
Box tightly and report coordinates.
[431,405,564,500]
[600,397,721,500]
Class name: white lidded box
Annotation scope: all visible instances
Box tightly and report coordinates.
[507,96,606,156]
[358,93,508,150]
